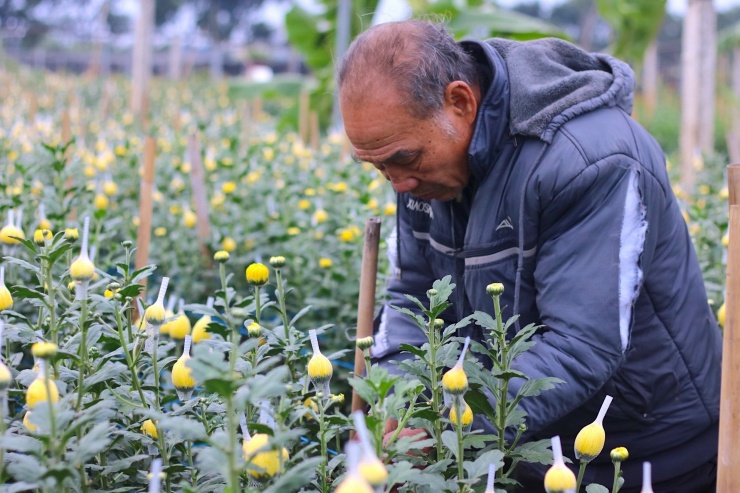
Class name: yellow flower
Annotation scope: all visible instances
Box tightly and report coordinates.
[0,361,12,390]
[94,193,109,210]
[263,148,275,162]
[154,227,167,237]
[442,367,468,395]
[544,462,577,493]
[0,224,24,245]
[246,263,269,286]
[183,210,197,228]
[718,303,726,328]
[610,447,629,462]
[31,342,58,359]
[70,255,95,282]
[486,283,505,296]
[102,181,118,196]
[287,227,300,236]
[141,419,158,439]
[166,312,192,339]
[222,181,236,194]
[383,203,397,216]
[214,250,230,263]
[222,237,237,252]
[64,228,79,241]
[104,289,114,299]
[319,258,333,269]
[192,315,212,342]
[0,281,12,311]
[269,256,285,268]
[298,199,310,210]
[338,229,355,242]
[359,457,388,488]
[23,412,37,432]
[449,400,474,427]
[145,303,166,326]
[722,233,730,248]
[172,355,196,391]
[26,374,59,409]
[114,145,127,157]
[243,433,289,479]
[574,422,605,461]
[247,322,262,338]
[313,209,328,223]
[308,353,333,384]
[334,476,373,493]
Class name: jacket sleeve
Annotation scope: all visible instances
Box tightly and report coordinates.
[371,198,439,372]
[506,153,649,435]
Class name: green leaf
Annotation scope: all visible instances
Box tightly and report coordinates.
[0,435,43,454]
[9,285,46,300]
[117,283,144,299]
[3,257,41,275]
[441,430,459,458]
[465,387,496,423]
[71,422,113,465]
[586,484,610,493]
[515,377,564,400]
[512,439,555,465]
[463,449,505,480]
[6,453,46,482]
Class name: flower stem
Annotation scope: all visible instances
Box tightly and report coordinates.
[225,395,240,493]
[611,462,622,493]
[427,318,444,463]
[576,460,588,492]
[454,398,465,490]
[114,303,147,407]
[76,297,88,411]
[318,398,328,493]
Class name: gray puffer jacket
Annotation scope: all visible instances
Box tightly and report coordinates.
[371,38,721,487]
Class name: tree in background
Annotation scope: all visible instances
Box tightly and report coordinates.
[595,0,666,70]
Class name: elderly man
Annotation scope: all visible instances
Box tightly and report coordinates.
[337,19,720,492]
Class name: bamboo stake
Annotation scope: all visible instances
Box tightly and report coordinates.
[134,137,157,303]
[187,132,212,259]
[351,217,382,415]
[299,90,309,144]
[718,164,740,491]
[310,111,319,151]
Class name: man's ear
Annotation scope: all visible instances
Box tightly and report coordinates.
[444,81,477,124]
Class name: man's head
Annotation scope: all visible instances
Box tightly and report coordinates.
[337,20,480,201]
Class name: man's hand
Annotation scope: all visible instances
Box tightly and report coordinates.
[382,418,430,448]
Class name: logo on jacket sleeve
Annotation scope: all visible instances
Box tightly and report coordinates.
[496,216,513,231]
[406,198,434,219]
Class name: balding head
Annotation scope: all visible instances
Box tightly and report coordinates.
[337,20,478,120]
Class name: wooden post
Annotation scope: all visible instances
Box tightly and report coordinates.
[642,41,658,119]
[719,164,740,490]
[187,133,212,259]
[131,0,154,123]
[310,110,319,151]
[351,217,382,415]
[134,137,157,300]
[299,90,309,144]
[729,47,740,165]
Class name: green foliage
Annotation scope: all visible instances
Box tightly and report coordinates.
[596,0,666,68]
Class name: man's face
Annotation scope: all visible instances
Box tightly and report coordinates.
[341,84,474,202]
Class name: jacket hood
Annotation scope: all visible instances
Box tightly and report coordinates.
[470,37,635,144]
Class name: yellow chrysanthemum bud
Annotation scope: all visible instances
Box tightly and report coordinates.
[319,257,332,268]
[443,337,471,395]
[0,361,13,390]
[442,366,468,395]
[183,210,197,228]
[64,228,79,241]
[383,203,397,216]
[449,400,474,427]
[308,353,333,384]
[31,342,58,359]
[335,476,373,493]
[718,302,726,328]
[192,315,212,342]
[0,268,12,310]
[243,433,289,479]
[269,256,286,268]
[544,463,577,493]
[104,289,115,299]
[145,303,166,326]
[94,193,109,210]
[0,224,24,245]
[23,412,37,432]
[246,263,269,286]
[38,218,52,231]
[313,209,328,223]
[33,229,52,245]
[26,373,59,409]
[172,354,196,391]
[574,395,612,462]
[247,322,262,338]
[102,181,118,196]
[575,421,605,462]
[141,419,158,439]
[167,312,191,339]
[486,283,504,296]
[545,436,577,493]
[722,233,730,248]
[356,336,374,351]
[222,237,236,252]
[308,329,332,385]
[610,447,629,462]
[70,256,95,282]
[359,457,388,487]
[214,250,230,263]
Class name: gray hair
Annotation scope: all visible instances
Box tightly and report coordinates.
[337,20,478,120]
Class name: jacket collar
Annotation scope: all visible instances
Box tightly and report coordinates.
[460,40,511,186]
